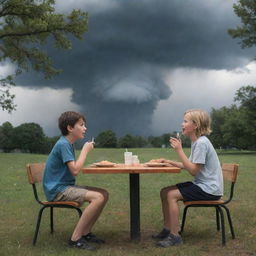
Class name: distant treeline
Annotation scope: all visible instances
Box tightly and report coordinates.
[0,86,255,153]
[0,122,187,154]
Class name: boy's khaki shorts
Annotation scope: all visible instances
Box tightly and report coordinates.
[54,185,89,206]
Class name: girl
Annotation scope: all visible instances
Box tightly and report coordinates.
[154,109,223,247]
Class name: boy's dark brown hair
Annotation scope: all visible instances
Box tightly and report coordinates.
[58,111,86,136]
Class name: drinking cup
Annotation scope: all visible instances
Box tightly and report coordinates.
[124,152,133,165]
[132,155,140,165]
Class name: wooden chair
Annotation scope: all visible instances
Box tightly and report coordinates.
[180,163,239,245]
[26,163,82,245]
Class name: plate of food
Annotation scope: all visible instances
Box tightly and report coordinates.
[145,162,168,167]
[148,158,167,163]
[95,160,116,167]
[145,158,174,167]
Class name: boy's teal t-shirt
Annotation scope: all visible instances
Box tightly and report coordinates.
[43,136,75,201]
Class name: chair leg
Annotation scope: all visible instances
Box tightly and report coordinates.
[49,207,81,235]
[181,206,189,233]
[76,207,82,218]
[221,205,235,239]
[215,207,220,231]
[217,206,226,246]
[33,206,46,245]
[50,207,54,234]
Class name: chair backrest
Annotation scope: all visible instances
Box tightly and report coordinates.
[26,163,46,204]
[221,163,239,203]
[26,163,46,184]
[222,163,239,183]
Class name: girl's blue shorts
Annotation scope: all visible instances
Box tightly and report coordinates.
[176,181,221,202]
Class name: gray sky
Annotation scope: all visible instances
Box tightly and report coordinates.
[1,0,255,137]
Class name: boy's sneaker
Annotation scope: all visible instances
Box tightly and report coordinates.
[68,237,97,250]
[156,233,183,247]
[152,228,170,239]
[83,232,105,244]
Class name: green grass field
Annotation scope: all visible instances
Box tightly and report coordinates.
[0,148,255,256]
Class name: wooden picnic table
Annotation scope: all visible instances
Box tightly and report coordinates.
[82,163,181,241]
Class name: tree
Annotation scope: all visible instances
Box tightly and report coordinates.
[228,1,256,147]
[221,106,250,149]
[234,85,256,111]
[234,85,256,148]
[210,86,256,150]
[0,0,88,112]
[210,107,229,149]
[133,135,147,148]
[0,121,15,152]
[148,135,162,148]
[95,130,117,148]
[228,0,256,49]
[161,133,171,148]
[0,75,16,113]
[12,122,48,153]
[118,134,136,148]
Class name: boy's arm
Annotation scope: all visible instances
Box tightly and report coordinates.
[170,138,202,176]
[67,142,94,176]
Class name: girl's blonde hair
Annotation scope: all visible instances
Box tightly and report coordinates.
[184,109,212,137]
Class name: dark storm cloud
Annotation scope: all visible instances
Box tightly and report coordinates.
[18,0,253,136]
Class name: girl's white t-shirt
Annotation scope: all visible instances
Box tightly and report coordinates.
[189,136,223,196]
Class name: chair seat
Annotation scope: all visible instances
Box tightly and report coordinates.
[181,163,239,246]
[26,163,83,245]
[183,199,225,206]
[42,201,80,207]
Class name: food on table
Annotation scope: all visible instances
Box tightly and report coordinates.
[97,160,115,165]
[149,158,171,164]
[94,160,116,167]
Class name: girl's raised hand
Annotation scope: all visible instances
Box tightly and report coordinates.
[169,137,182,151]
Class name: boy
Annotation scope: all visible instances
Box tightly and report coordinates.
[43,111,108,250]
[153,109,223,247]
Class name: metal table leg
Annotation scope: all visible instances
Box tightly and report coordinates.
[129,173,140,240]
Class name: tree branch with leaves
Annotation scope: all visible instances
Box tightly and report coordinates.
[0,0,88,112]
[228,0,256,49]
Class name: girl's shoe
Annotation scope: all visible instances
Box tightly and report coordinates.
[156,233,183,247]
[83,232,105,243]
[152,228,170,239]
[68,237,97,250]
